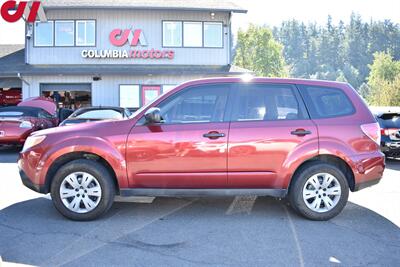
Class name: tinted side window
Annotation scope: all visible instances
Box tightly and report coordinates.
[299,85,355,118]
[231,84,305,121]
[157,84,229,124]
[38,110,53,119]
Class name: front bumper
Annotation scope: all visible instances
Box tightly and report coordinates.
[19,168,47,194]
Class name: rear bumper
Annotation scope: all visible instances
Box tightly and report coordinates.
[381,141,400,157]
[19,168,47,194]
[349,151,385,192]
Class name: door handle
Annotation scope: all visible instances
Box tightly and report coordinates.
[203,132,226,139]
[291,129,312,136]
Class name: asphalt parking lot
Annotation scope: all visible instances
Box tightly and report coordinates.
[0,146,399,267]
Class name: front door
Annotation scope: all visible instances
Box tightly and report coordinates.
[227,83,319,188]
[126,83,231,188]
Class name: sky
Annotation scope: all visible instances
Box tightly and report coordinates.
[0,0,400,44]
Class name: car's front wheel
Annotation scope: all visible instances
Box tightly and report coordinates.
[50,159,115,221]
[288,162,349,221]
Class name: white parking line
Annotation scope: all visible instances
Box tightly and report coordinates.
[226,196,257,215]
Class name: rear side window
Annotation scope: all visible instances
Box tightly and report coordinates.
[299,85,355,119]
[231,84,306,121]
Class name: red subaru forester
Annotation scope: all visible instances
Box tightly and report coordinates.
[19,78,384,221]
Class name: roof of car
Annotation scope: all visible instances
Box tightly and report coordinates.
[177,77,349,88]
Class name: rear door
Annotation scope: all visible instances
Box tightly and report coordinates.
[227,83,318,189]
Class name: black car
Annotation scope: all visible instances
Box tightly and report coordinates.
[371,107,400,158]
[60,106,132,126]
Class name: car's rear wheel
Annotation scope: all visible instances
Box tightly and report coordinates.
[50,159,115,221]
[288,162,349,221]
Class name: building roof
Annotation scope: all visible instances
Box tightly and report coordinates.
[0,45,24,59]
[41,0,247,13]
[0,48,250,77]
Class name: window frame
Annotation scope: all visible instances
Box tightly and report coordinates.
[297,84,356,119]
[203,22,224,48]
[54,20,75,47]
[33,19,96,47]
[76,20,96,47]
[162,20,224,49]
[183,21,203,48]
[229,83,309,122]
[34,20,54,47]
[162,21,183,48]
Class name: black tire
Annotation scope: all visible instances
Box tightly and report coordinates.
[288,162,349,221]
[50,159,115,221]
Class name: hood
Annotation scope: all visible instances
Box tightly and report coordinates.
[18,97,57,116]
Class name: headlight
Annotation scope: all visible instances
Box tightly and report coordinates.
[20,121,33,129]
[22,135,46,152]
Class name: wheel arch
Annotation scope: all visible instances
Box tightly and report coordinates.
[43,152,120,194]
[288,154,356,192]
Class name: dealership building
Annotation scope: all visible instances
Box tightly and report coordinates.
[0,0,248,109]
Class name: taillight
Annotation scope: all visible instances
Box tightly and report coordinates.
[361,123,381,145]
[380,128,399,136]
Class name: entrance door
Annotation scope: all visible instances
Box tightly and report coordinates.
[142,85,161,106]
[227,83,318,188]
[126,83,230,188]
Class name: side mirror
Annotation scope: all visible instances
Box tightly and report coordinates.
[144,107,162,124]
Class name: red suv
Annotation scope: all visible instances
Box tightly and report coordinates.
[18,78,385,221]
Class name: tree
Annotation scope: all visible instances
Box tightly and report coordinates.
[234,24,287,77]
[367,52,400,106]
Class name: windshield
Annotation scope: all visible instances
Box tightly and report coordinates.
[378,113,400,128]
[74,109,123,120]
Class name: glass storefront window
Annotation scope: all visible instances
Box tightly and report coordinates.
[183,22,203,47]
[55,21,74,46]
[163,21,182,47]
[204,22,223,48]
[34,21,54,46]
[76,20,96,46]
[119,85,140,108]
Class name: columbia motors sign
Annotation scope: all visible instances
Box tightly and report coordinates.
[1,1,44,23]
[81,28,175,60]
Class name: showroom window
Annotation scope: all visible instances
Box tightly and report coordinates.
[76,20,96,46]
[204,22,223,47]
[162,85,177,94]
[55,21,74,46]
[34,21,54,46]
[163,21,182,47]
[119,85,140,108]
[183,22,203,47]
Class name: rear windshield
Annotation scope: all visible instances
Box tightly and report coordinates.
[74,109,123,120]
[377,113,400,128]
[299,85,355,119]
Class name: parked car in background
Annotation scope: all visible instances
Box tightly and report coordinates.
[0,97,58,145]
[59,107,131,126]
[19,78,384,221]
[371,107,400,158]
[0,88,22,106]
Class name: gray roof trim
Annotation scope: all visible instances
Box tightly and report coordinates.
[41,0,247,13]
